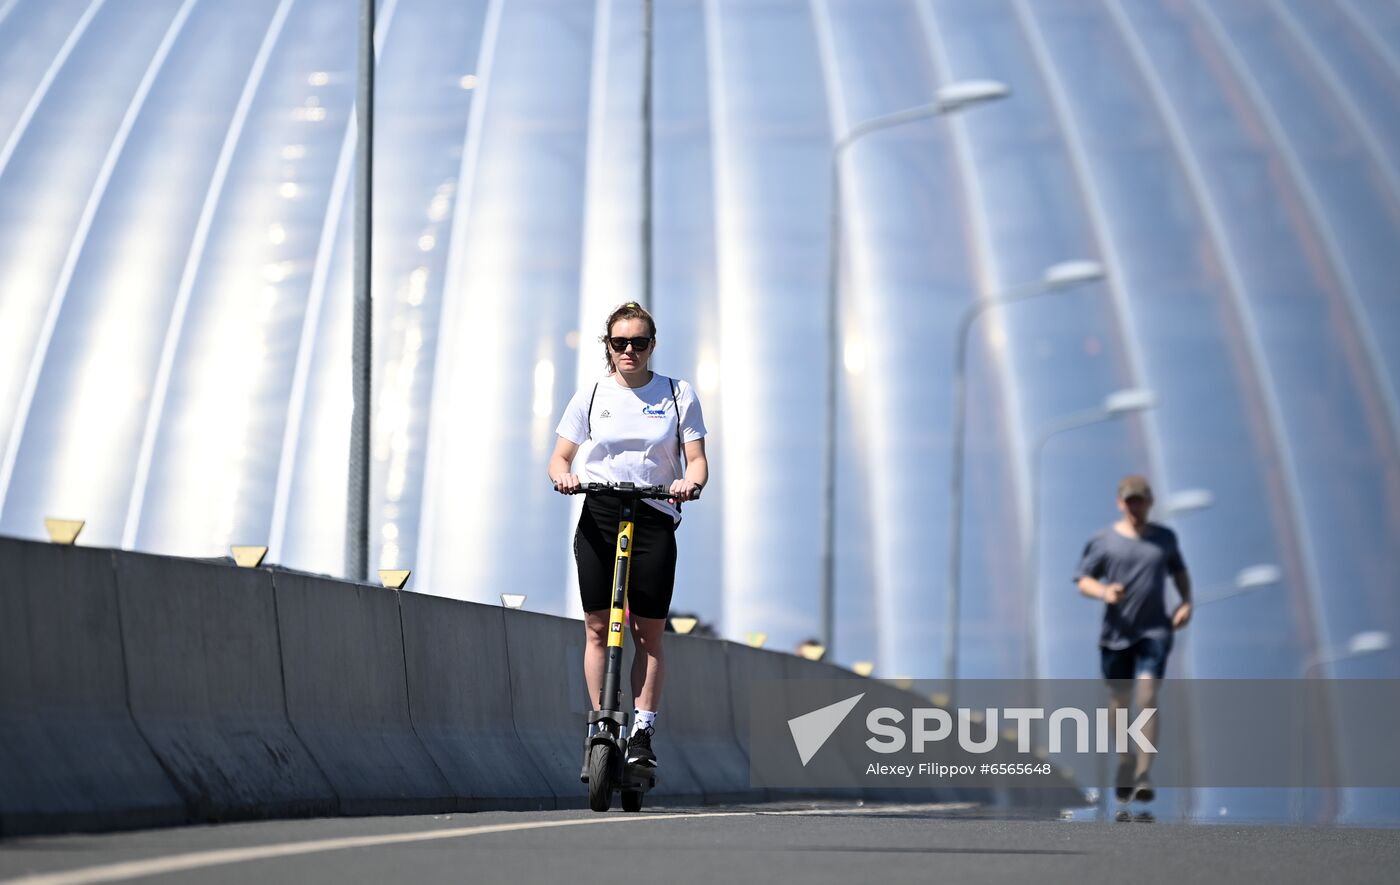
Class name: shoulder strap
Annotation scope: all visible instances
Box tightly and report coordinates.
[668,377,685,468]
[587,383,598,439]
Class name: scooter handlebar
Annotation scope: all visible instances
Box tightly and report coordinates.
[564,482,699,501]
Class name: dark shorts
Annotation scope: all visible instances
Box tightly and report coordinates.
[1101,634,1173,680]
[574,494,677,620]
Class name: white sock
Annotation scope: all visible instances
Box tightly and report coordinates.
[634,709,657,731]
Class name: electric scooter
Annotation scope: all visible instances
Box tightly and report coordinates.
[567,481,695,813]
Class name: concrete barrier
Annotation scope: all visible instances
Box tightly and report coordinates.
[779,655,868,801]
[723,642,790,801]
[621,631,707,805]
[0,535,1081,833]
[0,539,184,835]
[661,634,750,803]
[501,609,591,808]
[724,643,785,760]
[112,552,336,821]
[398,593,553,810]
[273,572,452,815]
[499,610,712,807]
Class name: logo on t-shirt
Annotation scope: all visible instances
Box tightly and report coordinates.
[642,403,667,418]
[599,410,611,418]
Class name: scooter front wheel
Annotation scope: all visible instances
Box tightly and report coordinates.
[587,743,613,812]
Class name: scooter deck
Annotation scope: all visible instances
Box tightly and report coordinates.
[622,762,657,792]
[579,769,655,791]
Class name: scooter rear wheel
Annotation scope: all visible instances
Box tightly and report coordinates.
[621,789,643,813]
[587,743,613,812]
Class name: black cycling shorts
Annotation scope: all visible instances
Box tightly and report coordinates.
[574,494,677,619]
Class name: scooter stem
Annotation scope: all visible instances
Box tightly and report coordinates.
[599,494,635,720]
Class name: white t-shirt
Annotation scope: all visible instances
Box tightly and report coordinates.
[555,372,707,522]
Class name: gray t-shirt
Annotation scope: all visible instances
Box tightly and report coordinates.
[1073,524,1186,650]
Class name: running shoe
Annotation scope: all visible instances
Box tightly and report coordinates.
[1114,758,1135,802]
[626,725,657,767]
[1132,772,1155,803]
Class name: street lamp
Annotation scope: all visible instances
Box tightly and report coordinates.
[934,79,1013,113]
[1195,563,1282,606]
[1303,630,1392,677]
[818,79,1011,658]
[942,259,1108,681]
[1022,388,1158,681]
[1162,488,1214,517]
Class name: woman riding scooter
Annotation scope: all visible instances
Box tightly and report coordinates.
[548,301,709,772]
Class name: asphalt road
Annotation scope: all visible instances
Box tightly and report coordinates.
[2,801,1398,885]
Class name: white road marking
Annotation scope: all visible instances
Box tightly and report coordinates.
[1,812,754,884]
[0,801,981,884]
[759,802,977,817]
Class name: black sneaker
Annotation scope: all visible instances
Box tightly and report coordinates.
[1131,773,1155,804]
[1114,758,1135,802]
[626,725,657,767]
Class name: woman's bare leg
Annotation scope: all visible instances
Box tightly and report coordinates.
[583,611,609,711]
[630,615,666,712]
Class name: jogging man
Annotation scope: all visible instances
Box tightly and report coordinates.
[1073,475,1192,813]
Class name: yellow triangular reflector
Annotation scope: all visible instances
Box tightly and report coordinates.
[745,632,767,648]
[43,518,84,545]
[670,616,698,635]
[378,569,411,590]
[231,546,268,568]
[852,661,875,677]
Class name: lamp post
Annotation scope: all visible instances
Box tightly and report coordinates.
[941,259,1106,682]
[1195,563,1281,607]
[1297,630,1389,823]
[1022,387,1158,681]
[1150,484,1212,824]
[818,80,1011,659]
[345,0,375,581]
[1302,630,1392,677]
[1176,560,1281,819]
[641,0,653,308]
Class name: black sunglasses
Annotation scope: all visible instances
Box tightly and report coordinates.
[607,336,653,353]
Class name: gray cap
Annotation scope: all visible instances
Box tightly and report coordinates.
[1118,474,1153,500]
